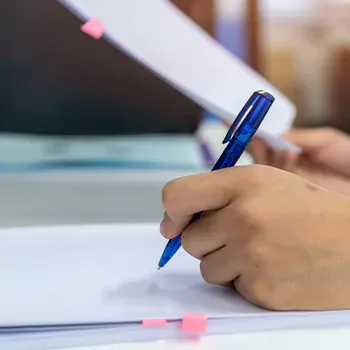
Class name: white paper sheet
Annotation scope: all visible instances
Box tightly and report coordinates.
[2,224,350,350]
[58,0,296,136]
[0,224,266,327]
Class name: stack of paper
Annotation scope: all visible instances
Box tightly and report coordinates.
[1,224,350,350]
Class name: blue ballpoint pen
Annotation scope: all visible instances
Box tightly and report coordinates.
[158,90,275,269]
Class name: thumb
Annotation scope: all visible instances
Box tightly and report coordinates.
[283,128,334,155]
[284,128,350,175]
[160,168,248,239]
[160,211,192,239]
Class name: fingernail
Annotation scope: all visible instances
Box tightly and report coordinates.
[249,139,258,148]
[160,220,167,236]
[287,151,298,160]
[253,137,263,146]
[160,220,172,238]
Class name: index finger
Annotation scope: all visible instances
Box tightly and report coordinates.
[160,166,251,238]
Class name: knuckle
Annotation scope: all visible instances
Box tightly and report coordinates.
[241,239,262,261]
[245,164,270,187]
[240,241,270,274]
[233,202,265,234]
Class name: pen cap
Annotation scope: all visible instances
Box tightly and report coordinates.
[223,91,275,144]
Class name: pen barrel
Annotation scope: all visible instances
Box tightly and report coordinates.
[158,235,182,268]
[212,142,245,171]
[164,236,181,256]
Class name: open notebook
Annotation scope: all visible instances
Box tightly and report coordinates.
[1,224,350,349]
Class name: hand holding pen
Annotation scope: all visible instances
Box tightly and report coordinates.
[158,90,275,269]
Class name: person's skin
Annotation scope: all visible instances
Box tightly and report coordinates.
[160,165,350,311]
[249,127,350,195]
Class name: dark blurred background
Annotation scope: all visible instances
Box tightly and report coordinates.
[2,0,350,135]
[0,0,214,135]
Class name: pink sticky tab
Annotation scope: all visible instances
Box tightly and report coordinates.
[81,18,104,39]
[182,313,207,334]
[142,319,168,327]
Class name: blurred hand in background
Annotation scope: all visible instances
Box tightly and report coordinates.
[249,127,350,195]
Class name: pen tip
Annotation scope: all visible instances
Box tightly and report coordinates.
[158,266,161,271]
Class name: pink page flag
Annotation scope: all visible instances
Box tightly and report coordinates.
[81,18,104,39]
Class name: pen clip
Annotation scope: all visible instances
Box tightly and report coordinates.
[222,94,259,145]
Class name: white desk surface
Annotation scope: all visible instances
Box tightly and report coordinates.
[59,326,350,350]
